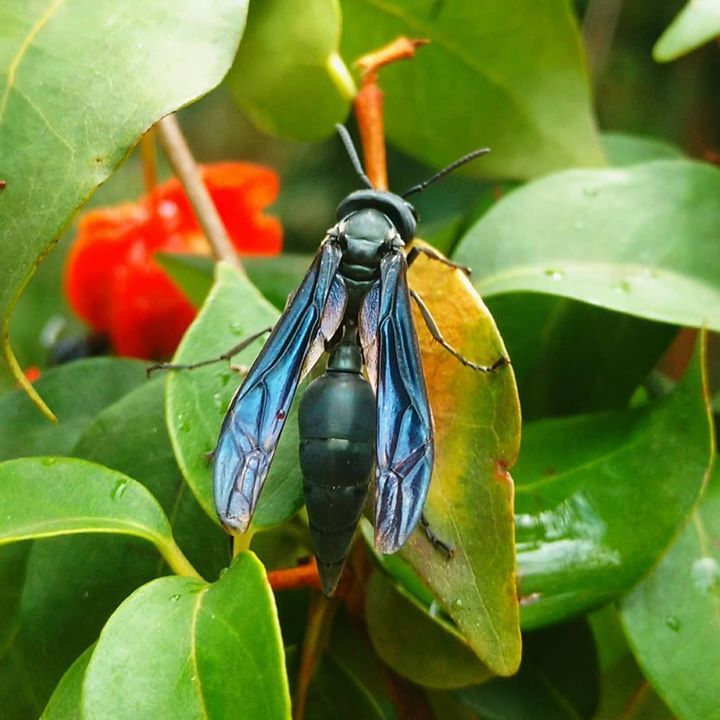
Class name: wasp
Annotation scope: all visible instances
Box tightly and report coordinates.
[211,127,508,594]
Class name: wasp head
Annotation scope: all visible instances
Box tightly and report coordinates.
[336,190,417,244]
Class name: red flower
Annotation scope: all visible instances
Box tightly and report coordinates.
[65,163,282,359]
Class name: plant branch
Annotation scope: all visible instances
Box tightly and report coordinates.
[156,114,244,275]
[268,557,323,593]
[140,128,157,199]
[353,37,429,190]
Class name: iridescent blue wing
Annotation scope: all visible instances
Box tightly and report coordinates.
[360,250,434,553]
[214,240,346,532]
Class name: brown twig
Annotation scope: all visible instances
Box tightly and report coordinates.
[156,114,244,274]
[140,128,157,199]
[268,557,323,593]
[353,37,429,189]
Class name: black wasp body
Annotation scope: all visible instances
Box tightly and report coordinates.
[212,128,504,594]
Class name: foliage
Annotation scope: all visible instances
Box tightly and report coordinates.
[1,1,718,718]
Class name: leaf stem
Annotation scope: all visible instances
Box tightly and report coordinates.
[160,539,203,580]
[232,528,256,557]
[156,114,245,276]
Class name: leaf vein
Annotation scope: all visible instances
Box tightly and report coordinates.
[0,0,66,124]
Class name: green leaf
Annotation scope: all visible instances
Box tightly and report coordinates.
[479,134,681,420]
[486,294,676,419]
[620,464,720,720]
[154,253,216,309]
[228,0,353,140]
[0,358,146,459]
[455,160,720,331]
[602,133,684,166]
[40,645,93,720]
[0,456,197,578]
[82,552,290,720]
[157,252,312,312]
[306,655,386,720]
[455,619,599,720]
[0,0,249,414]
[340,0,605,179]
[0,359,148,717]
[4,533,169,717]
[515,339,714,627]
[653,0,720,62]
[589,607,674,720]
[391,245,521,676]
[366,570,491,689]
[166,262,303,528]
[73,380,229,580]
[0,543,28,654]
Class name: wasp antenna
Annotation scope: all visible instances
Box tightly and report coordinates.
[335,124,374,189]
[401,148,491,199]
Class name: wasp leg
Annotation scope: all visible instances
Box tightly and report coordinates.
[421,514,454,559]
[410,290,509,373]
[406,245,472,276]
[146,327,271,378]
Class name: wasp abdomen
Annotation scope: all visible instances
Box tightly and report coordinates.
[298,361,375,596]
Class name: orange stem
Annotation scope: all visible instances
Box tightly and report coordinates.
[353,37,429,190]
[268,558,323,593]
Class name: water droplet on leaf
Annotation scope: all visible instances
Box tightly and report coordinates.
[691,556,719,593]
[612,280,632,293]
[665,615,681,631]
[544,269,564,281]
[111,478,128,500]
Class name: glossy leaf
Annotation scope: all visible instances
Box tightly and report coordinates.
[306,656,386,720]
[40,645,93,720]
[82,552,290,720]
[455,619,599,719]
[0,544,26,654]
[486,294,676,420]
[326,610,398,720]
[455,160,720,331]
[653,0,720,62]
[0,358,146,459]
[73,380,229,580]
[0,0,248,412]
[390,243,521,676]
[0,359,147,718]
[156,251,311,312]
[366,570,491,689]
[0,456,197,579]
[166,262,303,528]
[590,607,674,720]
[621,465,720,720]
[340,0,605,179]
[5,533,169,717]
[515,340,713,628]
[228,0,353,140]
[602,132,683,165]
